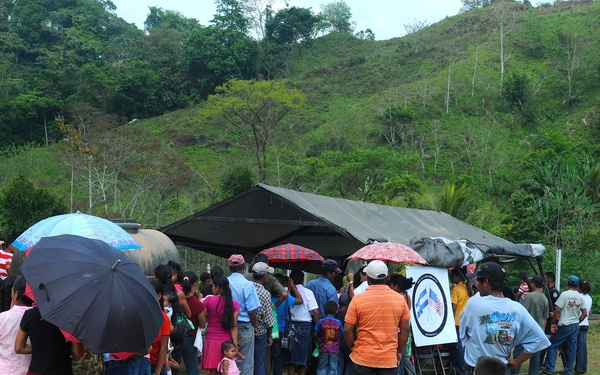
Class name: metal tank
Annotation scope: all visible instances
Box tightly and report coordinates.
[114,221,181,276]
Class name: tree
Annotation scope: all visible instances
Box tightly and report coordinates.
[375,105,417,147]
[556,30,581,106]
[318,1,355,35]
[439,183,471,217]
[355,28,375,40]
[265,6,319,75]
[403,19,430,54]
[144,7,200,32]
[460,0,484,12]
[212,0,250,33]
[496,7,515,89]
[199,79,306,180]
[503,72,529,110]
[185,25,258,98]
[239,0,282,39]
[265,6,318,45]
[0,173,67,239]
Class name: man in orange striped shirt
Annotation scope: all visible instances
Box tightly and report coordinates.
[343,260,410,375]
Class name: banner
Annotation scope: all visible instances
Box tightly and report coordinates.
[406,266,456,347]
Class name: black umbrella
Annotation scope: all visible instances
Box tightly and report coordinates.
[21,234,163,354]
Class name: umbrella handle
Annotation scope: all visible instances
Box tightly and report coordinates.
[111,259,121,271]
[39,283,50,302]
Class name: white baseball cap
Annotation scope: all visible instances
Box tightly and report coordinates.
[252,262,274,275]
[364,260,388,280]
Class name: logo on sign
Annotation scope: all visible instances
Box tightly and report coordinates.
[411,273,448,337]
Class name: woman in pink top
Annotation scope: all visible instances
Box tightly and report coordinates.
[0,276,33,374]
[201,275,242,375]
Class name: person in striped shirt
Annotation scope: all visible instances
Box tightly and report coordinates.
[344,260,410,375]
[0,241,12,280]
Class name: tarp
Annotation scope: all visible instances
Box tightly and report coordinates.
[161,184,534,262]
[409,237,546,268]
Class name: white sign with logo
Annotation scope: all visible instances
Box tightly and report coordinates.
[406,266,457,347]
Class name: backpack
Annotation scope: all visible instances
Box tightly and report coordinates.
[170,313,194,340]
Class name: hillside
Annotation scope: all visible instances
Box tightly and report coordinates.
[1,1,599,281]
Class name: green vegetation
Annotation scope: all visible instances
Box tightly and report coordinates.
[1,0,600,296]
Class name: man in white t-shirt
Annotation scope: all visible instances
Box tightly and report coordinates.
[460,262,550,375]
[541,275,586,375]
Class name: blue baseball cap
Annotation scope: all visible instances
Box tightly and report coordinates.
[567,275,579,285]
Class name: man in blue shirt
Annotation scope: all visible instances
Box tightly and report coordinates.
[306,259,340,317]
[228,254,261,375]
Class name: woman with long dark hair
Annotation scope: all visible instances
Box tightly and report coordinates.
[179,271,206,375]
[0,276,16,312]
[154,264,191,317]
[201,275,242,375]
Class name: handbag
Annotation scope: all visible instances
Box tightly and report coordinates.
[171,312,194,340]
[280,298,293,350]
[72,350,104,375]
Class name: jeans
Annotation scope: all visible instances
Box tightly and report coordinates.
[237,322,255,375]
[337,347,352,375]
[511,344,541,375]
[107,357,151,375]
[317,352,339,375]
[170,338,183,375]
[397,347,415,375]
[272,336,284,375]
[544,323,579,375]
[151,363,167,375]
[448,327,465,375]
[254,333,268,375]
[575,326,588,373]
[182,335,199,375]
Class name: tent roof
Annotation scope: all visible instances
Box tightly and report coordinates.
[160,184,512,260]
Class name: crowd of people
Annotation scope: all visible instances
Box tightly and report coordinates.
[458,264,592,375]
[0,245,594,375]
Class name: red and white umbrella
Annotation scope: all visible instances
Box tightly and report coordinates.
[347,242,428,265]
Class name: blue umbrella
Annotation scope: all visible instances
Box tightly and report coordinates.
[21,234,163,354]
[13,211,141,251]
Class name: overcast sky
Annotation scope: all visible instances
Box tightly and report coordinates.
[110,0,463,41]
[111,0,547,41]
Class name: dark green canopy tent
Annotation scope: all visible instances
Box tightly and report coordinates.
[161,184,541,267]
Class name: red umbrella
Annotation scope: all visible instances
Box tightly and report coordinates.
[260,243,324,272]
[347,242,428,265]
